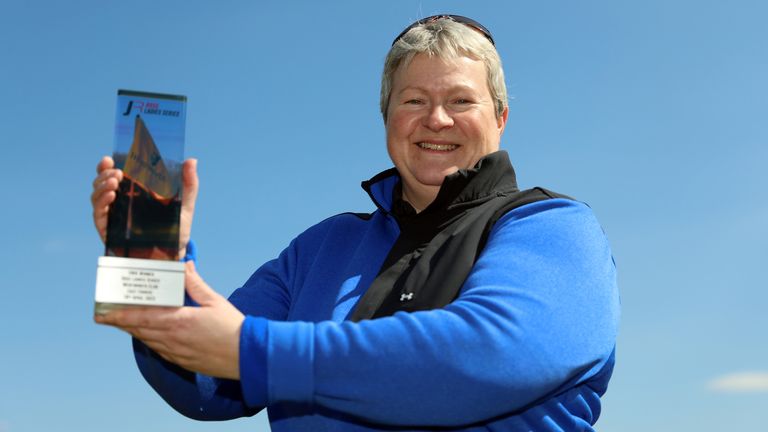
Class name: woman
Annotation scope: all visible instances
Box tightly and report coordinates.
[92,15,619,431]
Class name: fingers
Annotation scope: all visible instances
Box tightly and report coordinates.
[91,172,121,209]
[95,308,199,368]
[113,320,195,366]
[96,155,114,174]
[91,156,123,196]
[92,159,122,198]
[91,167,123,190]
[94,306,180,331]
[184,261,220,306]
[91,156,124,242]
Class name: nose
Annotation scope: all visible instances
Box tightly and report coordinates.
[424,104,454,131]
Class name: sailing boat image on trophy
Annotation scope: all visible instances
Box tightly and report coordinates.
[95,90,187,314]
[105,115,181,260]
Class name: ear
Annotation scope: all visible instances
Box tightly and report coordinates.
[497,106,509,136]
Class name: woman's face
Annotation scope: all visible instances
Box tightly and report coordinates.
[386,53,508,209]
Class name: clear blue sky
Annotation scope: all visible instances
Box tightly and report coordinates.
[1,1,766,431]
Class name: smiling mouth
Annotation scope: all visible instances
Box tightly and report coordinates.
[418,142,458,151]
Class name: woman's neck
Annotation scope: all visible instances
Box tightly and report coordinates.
[401,183,440,213]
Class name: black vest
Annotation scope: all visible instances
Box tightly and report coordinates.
[350,151,568,321]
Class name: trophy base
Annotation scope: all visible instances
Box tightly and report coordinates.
[94,256,185,315]
[93,302,148,316]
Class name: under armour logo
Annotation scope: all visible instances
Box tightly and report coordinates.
[400,293,414,302]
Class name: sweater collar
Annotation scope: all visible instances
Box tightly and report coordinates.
[361,150,519,215]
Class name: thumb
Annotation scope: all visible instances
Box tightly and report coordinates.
[185,260,219,306]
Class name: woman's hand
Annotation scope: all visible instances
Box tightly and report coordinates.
[91,156,123,243]
[90,156,199,258]
[95,261,245,380]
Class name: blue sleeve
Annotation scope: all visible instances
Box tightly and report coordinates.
[238,199,620,426]
[133,340,260,420]
[132,240,296,420]
[181,239,197,263]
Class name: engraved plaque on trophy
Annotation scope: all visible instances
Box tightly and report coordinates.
[94,90,187,315]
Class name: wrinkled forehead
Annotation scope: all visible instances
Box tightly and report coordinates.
[390,54,491,100]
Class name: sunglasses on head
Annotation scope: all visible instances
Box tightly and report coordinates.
[392,14,495,47]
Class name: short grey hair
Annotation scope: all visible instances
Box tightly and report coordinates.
[380,18,508,122]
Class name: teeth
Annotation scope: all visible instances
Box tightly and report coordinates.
[418,142,457,151]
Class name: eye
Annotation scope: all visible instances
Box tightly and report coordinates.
[404,99,423,105]
[454,98,472,104]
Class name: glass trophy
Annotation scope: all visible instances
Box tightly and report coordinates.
[94,90,187,315]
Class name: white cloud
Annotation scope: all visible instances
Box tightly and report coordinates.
[708,371,768,393]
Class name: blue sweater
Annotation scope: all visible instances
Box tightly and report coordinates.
[134,162,620,431]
